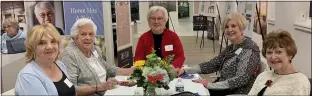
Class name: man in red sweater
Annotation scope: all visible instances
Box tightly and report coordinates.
[134,6,185,69]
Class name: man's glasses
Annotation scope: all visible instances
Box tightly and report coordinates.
[39,12,54,19]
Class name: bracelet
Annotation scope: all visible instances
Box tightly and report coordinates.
[95,85,101,95]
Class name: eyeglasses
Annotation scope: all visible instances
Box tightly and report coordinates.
[39,12,54,19]
[150,17,164,22]
[3,25,12,29]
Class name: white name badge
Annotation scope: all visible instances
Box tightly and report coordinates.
[235,48,243,55]
[93,50,99,58]
[165,45,173,51]
[64,78,73,88]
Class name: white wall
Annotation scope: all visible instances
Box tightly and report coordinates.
[265,2,311,78]
[189,1,193,22]
[138,2,150,35]
[102,2,115,66]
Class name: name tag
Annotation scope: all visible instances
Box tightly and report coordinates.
[235,48,243,55]
[64,78,73,88]
[93,50,99,58]
[165,45,173,51]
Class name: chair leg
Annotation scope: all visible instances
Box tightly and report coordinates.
[202,30,205,47]
[200,31,204,49]
[200,32,203,49]
[196,31,198,42]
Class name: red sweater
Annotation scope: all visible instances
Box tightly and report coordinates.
[134,29,185,69]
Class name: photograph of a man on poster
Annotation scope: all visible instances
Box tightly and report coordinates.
[25,1,65,35]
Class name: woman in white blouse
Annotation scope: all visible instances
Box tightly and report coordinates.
[248,29,310,95]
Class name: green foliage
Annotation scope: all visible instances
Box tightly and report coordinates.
[129,48,175,91]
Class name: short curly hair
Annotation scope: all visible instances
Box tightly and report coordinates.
[262,29,297,59]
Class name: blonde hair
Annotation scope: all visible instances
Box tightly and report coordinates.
[262,29,297,59]
[223,12,247,31]
[3,18,19,30]
[25,23,61,63]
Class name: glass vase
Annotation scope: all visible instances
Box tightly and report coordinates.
[144,86,157,96]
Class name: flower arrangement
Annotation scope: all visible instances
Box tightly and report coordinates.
[129,48,176,94]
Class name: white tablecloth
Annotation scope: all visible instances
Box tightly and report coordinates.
[104,75,210,95]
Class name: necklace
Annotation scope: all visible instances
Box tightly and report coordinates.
[265,70,298,87]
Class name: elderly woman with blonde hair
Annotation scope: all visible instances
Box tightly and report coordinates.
[15,24,75,95]
[60,18,133,96]
[178,12,261,95]
[248,29,310,95]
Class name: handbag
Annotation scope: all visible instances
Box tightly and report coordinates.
[6,38,26,54]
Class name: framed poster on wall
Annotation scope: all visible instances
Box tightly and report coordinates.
[63,1,104,35]
[199,2,206,15]
[149,1,176,12]
[25,1,65,35]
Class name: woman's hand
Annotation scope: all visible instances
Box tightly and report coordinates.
[98,81,114,91]
[107,78,118,86]
[177,68,185,77]
[192,79,208,88]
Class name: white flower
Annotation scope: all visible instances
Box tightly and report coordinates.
[154,67,170,84]
[157,57,162,60]
[141,66,170,84]
[142,67,155,77]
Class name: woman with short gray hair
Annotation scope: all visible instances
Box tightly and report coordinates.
[60,18,134,96]
[34,1,64,35]
[134,6,185,69]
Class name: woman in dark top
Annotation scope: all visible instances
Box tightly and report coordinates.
[15,24,75,95]
[54,67,75,96]
[178,13,261,95]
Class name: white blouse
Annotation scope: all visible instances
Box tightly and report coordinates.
[248,70,310,95]
[87,54,107,83]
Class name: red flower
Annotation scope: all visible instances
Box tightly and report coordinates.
[155,74,163,81]
[148,76,156,84]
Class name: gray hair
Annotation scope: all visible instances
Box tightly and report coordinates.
[34,1,55,19]
[70,18,97,37]
[147,6,168,23]
[3,18,19,30]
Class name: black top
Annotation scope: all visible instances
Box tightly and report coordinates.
[55,27,64,35]
[153,32,163,58]
[53,71,75,96]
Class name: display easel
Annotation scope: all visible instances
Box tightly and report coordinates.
[193,15,208,49]
[206,16,216,52]
[256,4,265,40]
